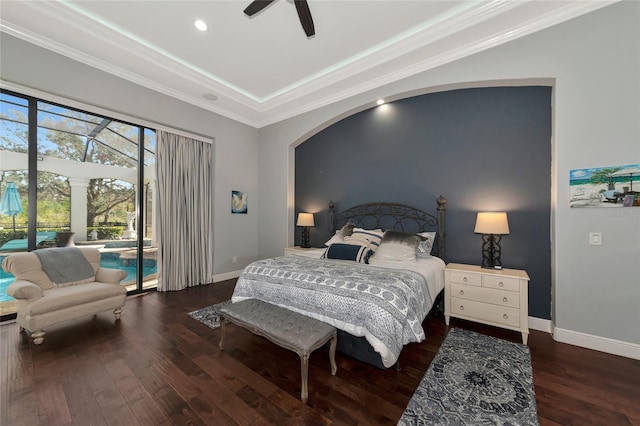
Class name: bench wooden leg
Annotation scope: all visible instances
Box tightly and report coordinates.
[300,354,310,404]
[219,315,226,350]
[329,333,337,376]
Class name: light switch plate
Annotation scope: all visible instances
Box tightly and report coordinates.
[589,232,602,245]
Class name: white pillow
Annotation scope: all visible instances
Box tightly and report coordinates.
[324,231,344,247]
[325,222,356,247]
[417,232,436,258]
[346,228,384,253]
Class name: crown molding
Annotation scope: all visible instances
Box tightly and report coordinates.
[256,0,621,127]
[2,0,620,128]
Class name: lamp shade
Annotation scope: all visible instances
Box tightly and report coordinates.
[474,212,510,235]
[296,212,315,227]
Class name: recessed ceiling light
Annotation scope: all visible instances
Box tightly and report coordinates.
[203,93,218,101]
[194,20,208,32]
[376,99,385,105]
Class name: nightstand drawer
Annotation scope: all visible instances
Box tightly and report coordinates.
[451,283,520,308]
[450,297,520,328]
[450,271,482,287]
[483,275,520,292]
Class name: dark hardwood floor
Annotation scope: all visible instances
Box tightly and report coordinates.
[2,279,639,425]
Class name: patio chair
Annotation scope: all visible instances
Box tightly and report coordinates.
[0,232,58,251]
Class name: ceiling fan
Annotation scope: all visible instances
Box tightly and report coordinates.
[244,0,315,37]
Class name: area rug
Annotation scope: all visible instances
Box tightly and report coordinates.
[398,328,539,426]
[187,300,232,330]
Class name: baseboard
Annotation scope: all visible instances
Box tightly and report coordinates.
[554,327,640,360]
[528,316,552,333]
[213,270,242,283]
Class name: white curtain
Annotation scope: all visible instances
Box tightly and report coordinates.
[156,130,214,291]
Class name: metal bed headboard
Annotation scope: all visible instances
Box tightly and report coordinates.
[328,196,447,260]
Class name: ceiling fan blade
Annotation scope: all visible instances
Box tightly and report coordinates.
[244,0,275,16]
[294,0,315,37]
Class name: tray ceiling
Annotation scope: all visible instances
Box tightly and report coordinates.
[0,1,617,127]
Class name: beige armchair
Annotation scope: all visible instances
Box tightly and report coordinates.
[3,247,127,345]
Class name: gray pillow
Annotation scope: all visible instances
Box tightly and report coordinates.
[339,222,355,237]
[373,231,425,262]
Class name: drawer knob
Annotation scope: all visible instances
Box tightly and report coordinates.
[463,277,468,282]
[503,297,508,303]
[499,281,504,287]
[459,290,465,296]
[459,305,464,311]
[503,314,509,319]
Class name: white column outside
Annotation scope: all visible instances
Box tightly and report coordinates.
[68,177,89,242]
[150,181,157,246]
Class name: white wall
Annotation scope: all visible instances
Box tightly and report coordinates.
[258,2,640,353]
[0,35,261,278]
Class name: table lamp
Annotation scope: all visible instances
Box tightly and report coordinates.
[297,213,315,248]
[474,212,510,269]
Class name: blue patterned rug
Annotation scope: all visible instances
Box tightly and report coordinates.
[187,300,232,329]
[399,328,539,426]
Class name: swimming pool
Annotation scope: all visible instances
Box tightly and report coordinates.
[0,252,157,302]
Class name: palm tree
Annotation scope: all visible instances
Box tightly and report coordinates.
[590,167,621,190]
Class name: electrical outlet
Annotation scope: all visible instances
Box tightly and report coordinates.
[589,232,602,245]
[232,256,238,263]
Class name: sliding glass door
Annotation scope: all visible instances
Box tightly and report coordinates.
[0,90,157,318]
[0,93,29,317]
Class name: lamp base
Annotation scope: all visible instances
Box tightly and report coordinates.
[301,227,310,248]
[480,234,502,269]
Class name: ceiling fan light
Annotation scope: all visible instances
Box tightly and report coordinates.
[194,20,208,32]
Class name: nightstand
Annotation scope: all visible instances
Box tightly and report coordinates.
[444,263,530,344]
[283,246,326,258]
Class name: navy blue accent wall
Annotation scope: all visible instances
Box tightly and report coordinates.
[295,86,552,319]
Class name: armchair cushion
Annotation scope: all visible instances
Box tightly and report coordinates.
[27,283,125,316]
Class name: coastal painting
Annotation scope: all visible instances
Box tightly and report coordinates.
[231,190,248,214]
[570,163,640,208]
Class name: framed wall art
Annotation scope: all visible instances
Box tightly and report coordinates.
[231,190,248,214]
[570,163,640,208]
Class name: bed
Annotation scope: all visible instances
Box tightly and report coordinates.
[231,196,447,369]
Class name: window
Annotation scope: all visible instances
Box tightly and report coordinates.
[0,90,157,319]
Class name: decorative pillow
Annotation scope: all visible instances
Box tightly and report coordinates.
[417,232,436,258]
[374,231,424,262]
[324,231,344,247]
[339,222,355,237]
[324,222,356,246]
[346,228,384,254]
[325,243,371,263]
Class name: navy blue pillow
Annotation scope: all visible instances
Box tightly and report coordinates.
[325,243,371,263]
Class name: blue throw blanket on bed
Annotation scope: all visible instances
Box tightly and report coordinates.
[34,247,95,286]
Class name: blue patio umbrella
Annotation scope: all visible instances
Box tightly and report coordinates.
[0,182,24,238]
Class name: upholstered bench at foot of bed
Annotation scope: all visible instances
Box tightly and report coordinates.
[218,298,337,404]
